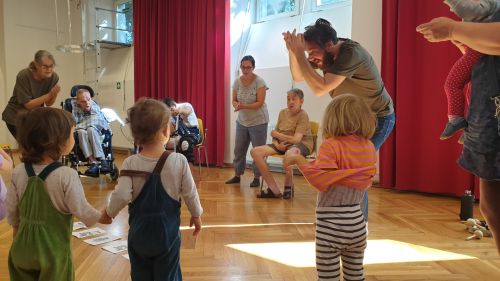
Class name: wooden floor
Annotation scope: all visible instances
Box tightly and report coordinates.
[1,152,500,280]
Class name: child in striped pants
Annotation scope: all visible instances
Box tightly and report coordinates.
[285,94,377,281]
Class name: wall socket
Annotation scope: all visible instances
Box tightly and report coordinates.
[116,82,121,89]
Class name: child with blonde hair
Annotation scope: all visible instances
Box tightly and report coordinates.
[285,93,377,281]
[6,107,103,281]
[102,98,203,281]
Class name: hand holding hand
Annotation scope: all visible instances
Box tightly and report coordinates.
[190,216,202,236]
[416,17,456,42]
[98,209,112,224]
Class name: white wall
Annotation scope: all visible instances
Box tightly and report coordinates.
[0,0,85,146]
[92,47,134,149]
[227,0,383,166]
[0,0,383,162]
[0,0,134,150]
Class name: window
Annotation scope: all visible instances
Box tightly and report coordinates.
[312,0,351,11]
[257,0,299,22]
[116,0,133,44]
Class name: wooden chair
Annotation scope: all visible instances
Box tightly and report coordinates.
[195,118,209,176]
[259,120,319,197]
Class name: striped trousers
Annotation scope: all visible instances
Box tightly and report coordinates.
[315,205,367,281]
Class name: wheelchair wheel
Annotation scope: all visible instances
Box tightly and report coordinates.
[110,163,119,181]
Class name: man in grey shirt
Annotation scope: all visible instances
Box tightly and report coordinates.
[283,18,396,220]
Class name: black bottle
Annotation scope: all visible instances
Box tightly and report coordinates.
[460,190,474,221]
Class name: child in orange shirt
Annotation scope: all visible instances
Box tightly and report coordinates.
[285,94,377,280]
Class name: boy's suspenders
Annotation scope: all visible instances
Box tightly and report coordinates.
[119,151,171,178]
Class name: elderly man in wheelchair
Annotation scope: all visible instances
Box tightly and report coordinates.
[71,87,113,176]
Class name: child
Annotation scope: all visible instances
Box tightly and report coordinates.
[0,147,13,220]
[285,94,377,281]
[440,0,499,141]
[251,88,313,199]
[102,98,203,281]
[6,107,104,281]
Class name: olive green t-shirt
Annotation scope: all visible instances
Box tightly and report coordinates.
[324,39,394,117]
[2,68,59,125]
[275,109,313,153]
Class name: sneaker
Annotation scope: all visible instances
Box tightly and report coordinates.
[256,188,282,199]
[85,163,100,177]
[225,176,240,184]
[100,160,112,173]
[440,119,467,140]
[283,185,294,199]
[249,178,260,188]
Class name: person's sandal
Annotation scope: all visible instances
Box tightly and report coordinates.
[257,188,282,199]
[283,185,294,199]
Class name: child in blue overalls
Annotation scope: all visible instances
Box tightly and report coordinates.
[6,107,103,281]
[103,98,203,281]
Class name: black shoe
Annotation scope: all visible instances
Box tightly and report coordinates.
[85,163,100,177]
[440,119,467,140]
[249,178,260,188]
[225,176,240,184]
[257,188,282,199]
[100,160,112,173]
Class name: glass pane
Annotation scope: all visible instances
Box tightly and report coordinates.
[260,0,296,17]
[115,1,133,44]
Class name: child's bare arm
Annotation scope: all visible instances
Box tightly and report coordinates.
[0,148,13,171]
[190,216,202,236]
[12,225,18,238]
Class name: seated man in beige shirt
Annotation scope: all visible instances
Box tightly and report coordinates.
[251,88,313,199]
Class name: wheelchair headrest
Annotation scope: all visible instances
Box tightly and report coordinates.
[70,85,95,98]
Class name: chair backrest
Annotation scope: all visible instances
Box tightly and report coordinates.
[71,85,95,97]
[309,120,320,158]
[197,118,206,146]
[62,98,74,113]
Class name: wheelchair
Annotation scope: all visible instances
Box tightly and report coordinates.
[61,85,119,181]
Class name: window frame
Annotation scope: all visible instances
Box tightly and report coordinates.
[311,0,351,12]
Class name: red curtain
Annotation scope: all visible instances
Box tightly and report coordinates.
[380,0,478,196]
[133,0,230,166]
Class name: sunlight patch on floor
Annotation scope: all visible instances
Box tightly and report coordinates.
[226,239,476,267]
[180,222,314,231]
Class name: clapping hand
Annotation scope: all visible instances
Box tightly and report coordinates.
[50,84,61,97]
[282,29,306,54]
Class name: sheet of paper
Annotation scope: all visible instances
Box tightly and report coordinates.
[73,222,87,231]
[72,227,106,238]
[84,235,120,246]
[102,240,128,254]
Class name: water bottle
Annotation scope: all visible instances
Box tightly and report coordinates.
[460,190,474,221]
